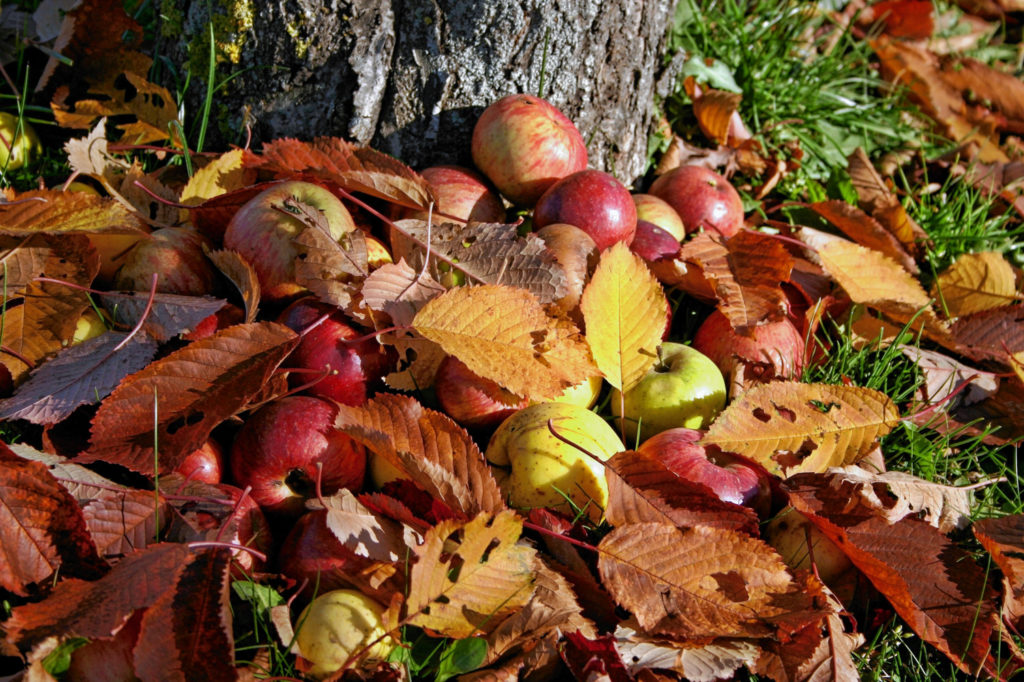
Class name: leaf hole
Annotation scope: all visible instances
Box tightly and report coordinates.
[752,408,770,423]
[166,412,204,434]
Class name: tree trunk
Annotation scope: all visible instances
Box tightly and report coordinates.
[162,0,679,188]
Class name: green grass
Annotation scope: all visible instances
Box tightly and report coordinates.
[664,0,929,198]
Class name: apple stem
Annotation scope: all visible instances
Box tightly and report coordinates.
[337,324,410,346]
[131,180,192,209]
[902,372,980,423]
[521,519,598,553]
[545,418,606,467]
[187,540,267,564]
[313,462,327,509]
[215,485,255,543]
[0,345,34,369]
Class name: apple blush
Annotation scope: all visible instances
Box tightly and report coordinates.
[533,169,638,250]
[649,165,744,238]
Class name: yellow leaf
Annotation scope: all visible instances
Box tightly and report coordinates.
[932,251,1020,318]
[412,284,597,400]
[580,242,667,391]
[407,511,536,638]
[180,150,251,207]
[701,382,900,477]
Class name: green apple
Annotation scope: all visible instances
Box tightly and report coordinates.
[485,402,624,521]
[295,589,395,678]
[0,112,41,171]
[611,341,726,444]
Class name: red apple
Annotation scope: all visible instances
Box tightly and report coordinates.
[229,396,366,516]
[534,223,598,315]
[401,165,506,223]
[113,227,217,296]
[434,355,528,429]
[277,508,382,597]
[533,170,637,250]
[630,219,681,263]
[649,166,744,238]
[277,297,395,406]
[471,94,588,206]
[638,427,769,514]
[182,303,246,342]
[175,438,225,484]
[692,309,806,396]
[633,193,686,242]
[213,483,273,576]
[223,180,357,302]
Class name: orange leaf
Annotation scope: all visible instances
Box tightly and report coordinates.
[180,150,253,206]
[702,382,900,477]
[932,251,1020,317]
[0,189,145,236]
[580,243,667,391]
[974,515,1024,633]
[413,284,597,401]
[809,200,917,274]
[693,90,743,146]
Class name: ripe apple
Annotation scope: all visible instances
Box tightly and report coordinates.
[174,438,225,484]
[278,508,380,596]
[182,303,246,342]
[71,309,108,345]
[551,374,604,410]
[633,193,687,242]
[630,219,681,263]
[471,94,588,206]
[229,396,366,516]
[0,112,41,170]
[434,355,528,429]
[764,506,855,591]
[400,165,506,223]
[610,342,727,444]
[364,233,393,270]
[113,226,217,296]
[637,428,769,513]
[294,589,396,677]
[277,297,395,406]
[485,402,624,521]
[533,170,637,251]
[535,222,598,315]
[692,309,806,396]
[649,165,744,238]
[223,180,357,302]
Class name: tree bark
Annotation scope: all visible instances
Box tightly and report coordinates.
[163,0,679,188]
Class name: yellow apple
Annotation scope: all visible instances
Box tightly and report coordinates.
[295,589,395,678]
[71,310,108,345]
[485,402,624,521]
[0,112,41,171]
[550,375,603,409]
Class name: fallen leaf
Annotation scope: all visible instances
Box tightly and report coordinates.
[101,292,227,342]
[180,150,253,206]
[362,259,446,327]
[949,303,1024,364]
[932,251,1019,317]
[809,200,918,274]
[580,242,668,391]
[973,515,1024,632]
[82,488,165,557]
[614,623,760,681]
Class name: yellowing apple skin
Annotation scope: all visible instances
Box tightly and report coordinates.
[485,402,624,521]
[0,112,41,171]
[295,589,395,678]
[611,342,726,444]
[549,375,603,409]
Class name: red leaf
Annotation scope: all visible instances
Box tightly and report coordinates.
[561,630,634,682]
[862,0,934,39]
[79,321,298,474]
[0,447,106,595]
[950,304,1024,365]
[133,548,236,682]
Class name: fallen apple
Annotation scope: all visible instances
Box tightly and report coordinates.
[471,94,588,206]
[649,165,744,238]
[114,226,218,297]
[637,428,769,513]
[229,396,366,516]
[633,193,687,242]
[0,111,40,171]
[611,342,727,444]
[630,219,681,263]
[434,354,528,429]
[174,438,226,485]
[400,165,506,223]
[223,180,356,302]
[294,589,396,678]
[278,508,381,596]
[535,222,598,316]
[485,402,624,521]
[764,506,855,589]
[533,169,637,250]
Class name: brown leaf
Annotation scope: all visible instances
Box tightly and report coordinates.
[102,292,227,342]
[292,223,369,313]
[785,474,1003,677]
[407,511,536,638]
[702,382,901,477]
[0,188,144,237]
[5,542,189,651]
[847,148,929,257]
[335,393,506,517]
[244,137,436,211]
[82,488,166,557]
[693,89,744,146]
[949,303,1024,364]
[860,0,935,39]
[899,345,998,409]
[53,69,180,144]
[809,200,918,274]
[598,522,823,639]
[7,445,124,502]
[973,515,1024,632]
[603,449,759,535]
[79,321,299,473]
[180,150,254,207]
[362,259,446,327]
[614,623,760,680]
[132,548,236,682]
[932,251,1020,318]
[0,447,106,596]
[413,284,597,401]
[206,249,261,323]
[939,56,1024,132]
[321,488,416,563]
[580,243,668,391]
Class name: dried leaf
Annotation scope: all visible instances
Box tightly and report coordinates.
[0,447,106,596]
[292,224,368,311]
[861,0,935,39]
[0,188,143,236]
[847,148,929,256]
[785,474,1003,677]
[244,137,436,210]
[383,333,447,392]
[949,304,1024,364]
[79,322,298,473]
[413,284,597,401]
[932,251,1019,317]
[101,292,227,342]
[407,511,536,638]
[7,445,124,501]
[809,200,918,274]
[614,623,759,681]
[581,243,668,391]
[119,162,181,227]
[53,70,179,144]
[82,488,165,557]
[0,331,158,425]
[603,449,760,535]
[598,522,823,639]
[939,56,1024,131]
[702,382,900,477]
[180,150,252,206]
[322,489,415,563]
[335,393,505,517]
[693,90,743,146]
[973,515,1024,631]
[899,345,998,409]
[205,249,260,323]
[362,259,446,327]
